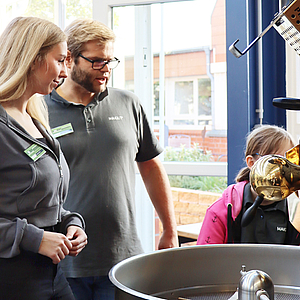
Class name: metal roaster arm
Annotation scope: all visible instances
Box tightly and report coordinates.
[229,17,280,58]
[229,0,300,58]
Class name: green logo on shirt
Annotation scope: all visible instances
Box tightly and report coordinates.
[51,123,74,138]
[24,144,46,161]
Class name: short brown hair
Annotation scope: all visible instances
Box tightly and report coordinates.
[64,18,116,58]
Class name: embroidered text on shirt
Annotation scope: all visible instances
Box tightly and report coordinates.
[108,116,123,121]
[277,227,286,232]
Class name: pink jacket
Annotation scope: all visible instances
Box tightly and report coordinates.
[197,181,248,244]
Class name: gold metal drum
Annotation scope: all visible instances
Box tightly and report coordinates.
[250,154,300,201]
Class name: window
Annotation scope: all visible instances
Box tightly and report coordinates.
[113,0,226,155]
[112,1,227,198]
[0,0,54,33]
[198,77,212,121]
[0,0,92,34]
[162,76,212,128]
[175,80,194,119]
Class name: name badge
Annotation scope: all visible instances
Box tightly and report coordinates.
[24,144,46,161]
[51,123,74,138]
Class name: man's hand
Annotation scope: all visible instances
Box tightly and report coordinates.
[38,231,73,264]
[66,225,88,256]
[158,229,178,249]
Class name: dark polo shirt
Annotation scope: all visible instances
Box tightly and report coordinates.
[241,183,290,243]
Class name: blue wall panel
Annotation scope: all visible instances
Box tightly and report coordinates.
[226,0,286,184]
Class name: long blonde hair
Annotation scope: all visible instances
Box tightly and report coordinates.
[0,16,66,130]
[235,124,295,182]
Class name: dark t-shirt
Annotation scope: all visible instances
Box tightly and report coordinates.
[45,87,163,277]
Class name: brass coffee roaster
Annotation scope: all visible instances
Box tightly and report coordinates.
[241,144,300,226]
[250,144,300,202]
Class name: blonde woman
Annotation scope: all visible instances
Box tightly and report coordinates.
[197,125,300,245]
[0,17,87,299]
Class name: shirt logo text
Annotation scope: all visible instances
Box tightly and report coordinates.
[108,116,123,121]
[277,227,286,232]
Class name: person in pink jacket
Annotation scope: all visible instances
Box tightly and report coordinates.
[197,125,300,245]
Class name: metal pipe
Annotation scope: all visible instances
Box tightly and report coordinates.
[257,0,264,124]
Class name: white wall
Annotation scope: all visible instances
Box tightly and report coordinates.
[286,45,300,143]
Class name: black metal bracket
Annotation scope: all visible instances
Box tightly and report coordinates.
[273,97,300,110]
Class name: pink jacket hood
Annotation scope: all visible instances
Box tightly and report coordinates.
[222,181,248,220]
[197,181,248,244]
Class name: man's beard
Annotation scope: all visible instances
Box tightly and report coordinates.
[70,65,107,94]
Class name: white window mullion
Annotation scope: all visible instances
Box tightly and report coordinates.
[134,5,155,253]
[54,0,66,29]
[194,79,198,127]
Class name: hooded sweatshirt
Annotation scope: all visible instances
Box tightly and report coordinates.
[197,181,247,244]
[197,181,300,245]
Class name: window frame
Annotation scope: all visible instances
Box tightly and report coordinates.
[162,75,212,130]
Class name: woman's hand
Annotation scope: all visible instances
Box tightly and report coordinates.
[38,231,73,264]
[66,225,88,256]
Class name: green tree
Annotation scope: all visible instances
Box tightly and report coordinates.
[66,0,92,20]
[24,0,54,21]
[24,0,92,23]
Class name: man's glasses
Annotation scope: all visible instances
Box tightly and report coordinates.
[78,53,120,70]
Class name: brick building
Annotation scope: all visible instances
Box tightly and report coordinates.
[124,0,227,161]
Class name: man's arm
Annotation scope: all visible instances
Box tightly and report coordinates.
[137,156,178,249]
